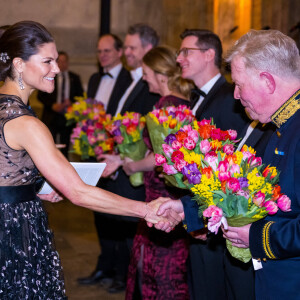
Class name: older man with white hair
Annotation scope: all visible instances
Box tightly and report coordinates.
[222,29,300,299]
[158,29,300,299]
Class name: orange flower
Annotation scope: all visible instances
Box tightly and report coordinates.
[201,166,213,179]
[262,165,277,179]
[169,118,178,129]
[225,154,237,165]
[126,124,137,135]
[198,124,213,139]
[221,180,227,193]
[271,185,282,201]
[176,130,188,142]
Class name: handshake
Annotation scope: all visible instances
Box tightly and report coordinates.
[143,198,185,233]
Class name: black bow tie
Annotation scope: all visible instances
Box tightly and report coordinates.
[102,72,113,78]
[190,88,207,108]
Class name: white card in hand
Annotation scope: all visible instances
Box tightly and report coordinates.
[38,162,106,194]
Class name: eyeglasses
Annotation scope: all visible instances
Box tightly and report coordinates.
[176,47,209,58]
[97,49,112,54]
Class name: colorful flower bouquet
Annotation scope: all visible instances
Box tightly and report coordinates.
[70,117,114,160]
[145,105,195,155]
[66,96,114,160]
[65,96,107,125]
[105,112,147,187]
[155,119,291,263]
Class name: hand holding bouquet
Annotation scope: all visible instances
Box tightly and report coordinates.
[155,119,291,262]
[105,112,147,187]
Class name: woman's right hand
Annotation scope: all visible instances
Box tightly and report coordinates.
[144,197,184,232]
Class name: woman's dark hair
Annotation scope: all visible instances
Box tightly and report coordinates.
[0,21,54,81]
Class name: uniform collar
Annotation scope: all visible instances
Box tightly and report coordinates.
[271,89,300,128]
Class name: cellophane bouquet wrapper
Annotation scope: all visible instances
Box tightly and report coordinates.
[105,112,147,187]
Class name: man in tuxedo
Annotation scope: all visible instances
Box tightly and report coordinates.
[38,51,83,158]
[87,34,132,113]
[77,33,132,289]
[175,29,252,300]
[78,26,159,293]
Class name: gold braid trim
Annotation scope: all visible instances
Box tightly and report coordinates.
[262,221,276,259]
[272,89,300,128]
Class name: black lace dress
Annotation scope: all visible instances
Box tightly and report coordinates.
[0,95,66,299]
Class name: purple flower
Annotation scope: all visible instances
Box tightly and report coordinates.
[113,128,122,136]
[81,125,88,132]
[238,177,248,188]
[114,120,121,127]
[182,163,201,185]
[164,134,177,145]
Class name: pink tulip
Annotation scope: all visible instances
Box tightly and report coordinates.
[277,195,291,212]
[182,125,192,132]
[203,205,226,234]
[88,135,97,145]
[223,144,235,155]
[226,177,240,193]
[183,137,196,150]
[253,191,265,207]
[217,160,229,173]
[162,144,174,158]
[171,140,183,150]
[174,159,188,172]
[204,152,218,171]
[200,139,211,154]
[188,130,199,143]
[198,119,211,126]
[229,164,240,175]
[162,163,178,175]
[249,156,262,167]
[228,129,237,140]
[211,128,222,140]
[114,135,124,144]
[264,200,278,215]
[218,171,231,181]
[155,154,167,166]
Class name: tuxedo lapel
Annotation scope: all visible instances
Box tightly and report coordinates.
[120,79,144,114]
[106,68,132,115]
[90,74,102,99]
[195,76,226,118]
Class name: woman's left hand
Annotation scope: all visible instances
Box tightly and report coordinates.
[123,157,135,176]
[38,190,64,203]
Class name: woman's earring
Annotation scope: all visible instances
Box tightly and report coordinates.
[18,73,25,90]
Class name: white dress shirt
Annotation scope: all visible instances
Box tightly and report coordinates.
[94,63,122,109]
[114,67,143,116]
[192,73,222,115]
[236,120,259,151]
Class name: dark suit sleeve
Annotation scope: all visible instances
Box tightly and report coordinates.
[181,195,204,232]
[69,72,84,102]
[249,138,300,260]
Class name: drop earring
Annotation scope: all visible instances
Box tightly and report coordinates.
[18,73,25,90]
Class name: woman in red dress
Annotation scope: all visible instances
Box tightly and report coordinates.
[124,46,194,300]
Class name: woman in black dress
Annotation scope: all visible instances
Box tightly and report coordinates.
[0,21,180,299]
